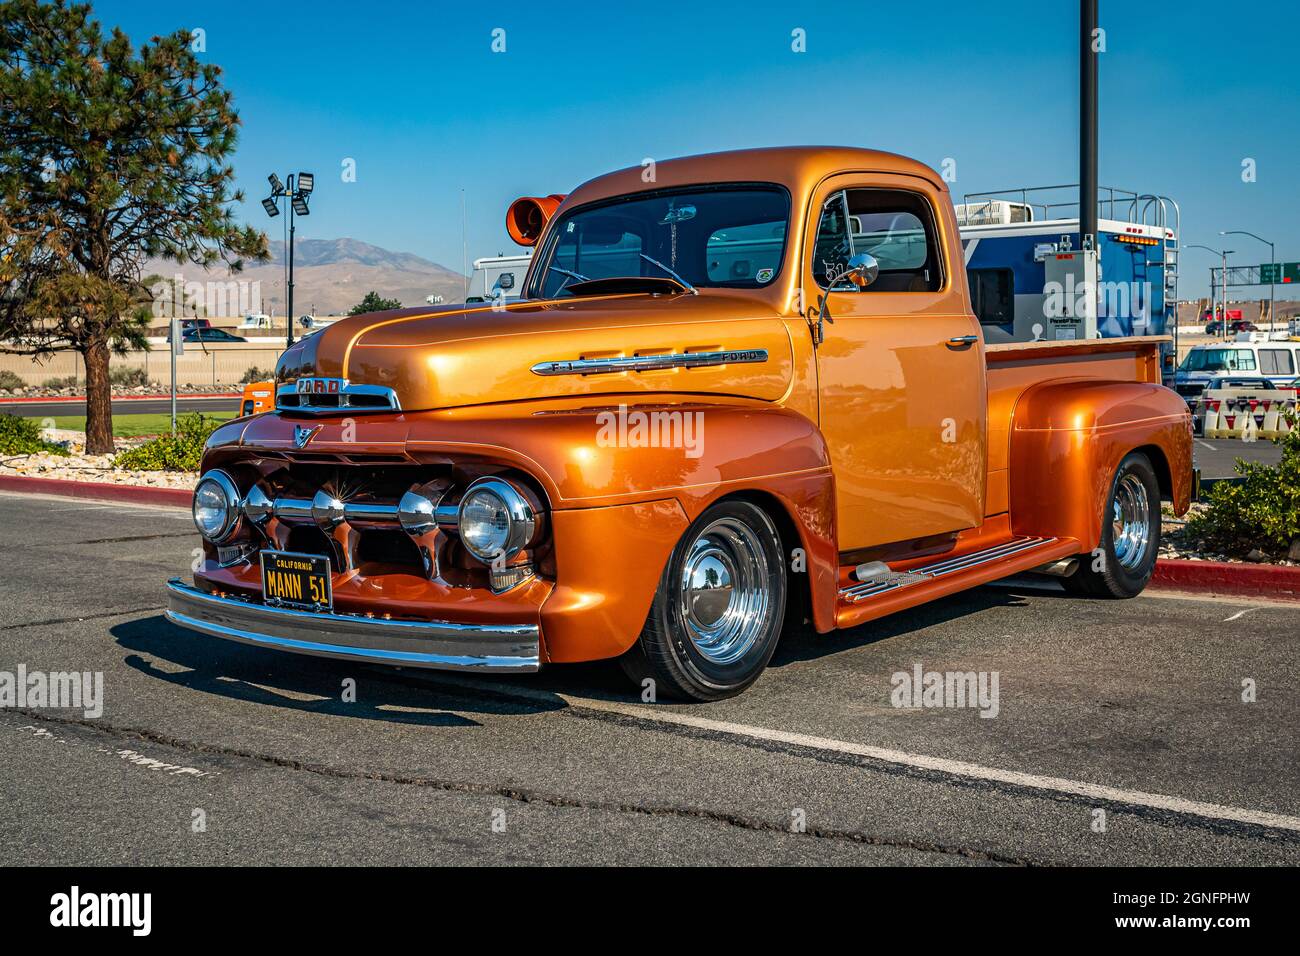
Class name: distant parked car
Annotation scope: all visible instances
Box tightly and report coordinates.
[237,313,275,332]
[1204,374,1277,391]
[1204,319,1257,335]
[183,328,246,344]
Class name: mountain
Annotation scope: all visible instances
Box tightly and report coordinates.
[145,238,467,317]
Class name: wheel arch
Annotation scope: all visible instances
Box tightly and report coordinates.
[702,482,839,635]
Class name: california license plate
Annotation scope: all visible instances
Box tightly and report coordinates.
[260,550,332,611]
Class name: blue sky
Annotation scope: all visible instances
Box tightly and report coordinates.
[94,0,1299,297]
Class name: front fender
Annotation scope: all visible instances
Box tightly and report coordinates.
[205,396,840,657]
[1008,380,1192,550]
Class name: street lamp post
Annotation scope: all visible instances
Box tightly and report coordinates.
[1221,230,1275,332]
[262,172,314,349]
[1186,244,1235,339]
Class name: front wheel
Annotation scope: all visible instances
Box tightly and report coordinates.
[1063,451,1161,598]
[620,499,787,701]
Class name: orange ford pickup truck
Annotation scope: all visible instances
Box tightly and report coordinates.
[167,146,1192,701]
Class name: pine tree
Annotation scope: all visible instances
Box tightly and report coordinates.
[0,0,267,452]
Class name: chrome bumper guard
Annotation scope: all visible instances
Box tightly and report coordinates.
[165,579,540,672]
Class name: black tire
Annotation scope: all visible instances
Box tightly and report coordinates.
[1063,451,1161,599]
[619,499,787,702]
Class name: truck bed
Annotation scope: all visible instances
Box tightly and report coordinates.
[984,336,1171,516]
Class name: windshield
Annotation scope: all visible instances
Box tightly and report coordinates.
[530,185,790,298]
[1179,348,1257,373]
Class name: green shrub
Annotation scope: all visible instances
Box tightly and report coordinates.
[0,370,25,390]
[109,366,150,387]
[42,374,79,389]
[0,413,70,457]
[240,366,273,384]
[112,413,222,471]
[1186,413,1300,557]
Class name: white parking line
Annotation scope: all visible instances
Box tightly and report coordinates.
[435,675,1300,835]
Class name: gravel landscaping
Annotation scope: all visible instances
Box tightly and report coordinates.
[1160,506,1300,567]
[0,429,196,489]
[0,382,237,399]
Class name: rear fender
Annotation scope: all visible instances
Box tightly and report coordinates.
[1008,380,1192,550]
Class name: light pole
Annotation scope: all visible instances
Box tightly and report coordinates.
[262,172,314,349]
[1221,230,1275,332]
[1186,244,1235,339]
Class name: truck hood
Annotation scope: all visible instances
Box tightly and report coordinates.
[276,292,795,412]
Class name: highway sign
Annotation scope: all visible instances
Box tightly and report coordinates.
[1259,262,1300,284]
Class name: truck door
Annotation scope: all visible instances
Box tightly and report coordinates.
[803,175,987,552]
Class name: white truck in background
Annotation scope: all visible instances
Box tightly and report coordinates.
[465,252,532,303]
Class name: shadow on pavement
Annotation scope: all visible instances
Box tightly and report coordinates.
[110,615,571,725]
[770,584,1033,668]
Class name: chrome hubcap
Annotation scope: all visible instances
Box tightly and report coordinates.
[679,517,771,665]
[1111,473,1151,571]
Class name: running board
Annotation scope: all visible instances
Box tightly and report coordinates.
[835,535,1079,629]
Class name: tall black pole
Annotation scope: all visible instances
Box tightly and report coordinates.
[286,180,296,349]
[1080,0,1099,251]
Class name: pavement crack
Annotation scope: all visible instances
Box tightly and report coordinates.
[79,532,195,544]
[562,707,1300,847]
[2,707,1029,866]
[1,606,166,631]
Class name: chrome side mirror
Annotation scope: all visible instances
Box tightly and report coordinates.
[814,253,881,344]
[838,252,879,290]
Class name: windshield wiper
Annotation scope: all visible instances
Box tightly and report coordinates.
[639,253,698,294]
[549,265,589,295]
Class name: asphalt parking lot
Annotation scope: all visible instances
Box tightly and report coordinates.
[1,491,1296,866]
[1194,436,1283,480]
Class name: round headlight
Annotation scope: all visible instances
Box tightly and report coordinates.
[192,470,240,542]
[456,478,537,562]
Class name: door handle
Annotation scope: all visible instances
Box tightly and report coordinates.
[946,335,979,349]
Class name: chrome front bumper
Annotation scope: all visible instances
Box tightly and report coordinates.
[165,579,540,672]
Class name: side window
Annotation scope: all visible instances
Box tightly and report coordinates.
[1260,349,1295,376]
[968,268,1014,326]
[1229,350,1257,371]
[813,188,943,292]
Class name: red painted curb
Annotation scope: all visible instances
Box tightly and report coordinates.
[1151,558,1300,599]
[0,392,238,405]
[0,474,192,508]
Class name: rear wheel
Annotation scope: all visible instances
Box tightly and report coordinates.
[620,500,786,701]
[1063,452,1160,598]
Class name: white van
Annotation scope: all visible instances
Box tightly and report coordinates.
[1173,337,1300,402]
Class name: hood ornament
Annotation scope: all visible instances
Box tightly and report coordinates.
[293,424,321,449]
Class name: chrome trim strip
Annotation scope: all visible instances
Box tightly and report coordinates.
[530,348,769,377]
[837,537,1059,603]
[165,579,539,672]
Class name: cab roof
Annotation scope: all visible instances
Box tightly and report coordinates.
[562,146,948,209]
